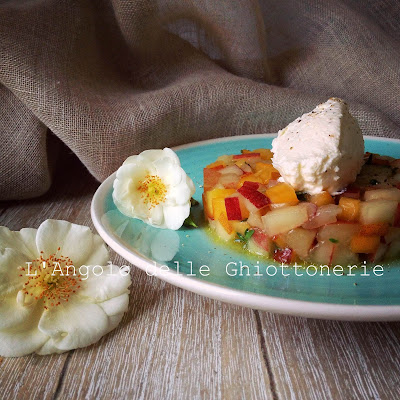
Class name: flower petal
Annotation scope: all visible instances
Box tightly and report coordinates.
[34,338,62,355]
[139,148,180,165]
[146,204,164,227]
[122,154,140,166]
[116,162,148,183]
[138,149,167,164]
[35,220,95,268]
[0,248,28,295]
[0,226,38,259]
[37,301,110,354]
[0,292,38,330]
[105,313,125,333]
[97,294,129,333]
[113,164,151,219]
[186,174,196,194]
[123,148,179,167]
[161,148,181,164]
[166,180,194,206]
[163,204,191,230]
[77,264,131,303]
[154,160,184,187]
[98,293,129,317]
[0,305,48,357]
[82,234,110,266]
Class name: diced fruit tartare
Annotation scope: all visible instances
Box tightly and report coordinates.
[203,149,400,265]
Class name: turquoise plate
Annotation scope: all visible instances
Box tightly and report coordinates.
[91,134,400,321]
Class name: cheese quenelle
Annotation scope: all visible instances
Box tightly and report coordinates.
[271,98,365,195]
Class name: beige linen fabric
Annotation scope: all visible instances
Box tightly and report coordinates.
[0,0,399,200]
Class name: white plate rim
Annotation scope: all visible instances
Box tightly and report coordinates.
[91,134,400,321]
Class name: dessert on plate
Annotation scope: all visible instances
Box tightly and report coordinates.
[202,98,400,265]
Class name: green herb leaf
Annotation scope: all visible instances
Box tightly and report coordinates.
[184,213,198,228]
[190,198,200,207]
[244,228,255,241]
[329,238,339,243]
[236,228,255,246]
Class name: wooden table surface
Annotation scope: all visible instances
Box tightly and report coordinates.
[1,153,400,400]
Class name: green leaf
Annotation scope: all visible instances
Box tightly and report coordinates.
[244,228,255,241]
[236,228,255,246]
[236,233,244,242]
[184,213,198,228]
[329,238,339,243]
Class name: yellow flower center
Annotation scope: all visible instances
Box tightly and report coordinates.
[137,174,167,208]
[18,248,82,309]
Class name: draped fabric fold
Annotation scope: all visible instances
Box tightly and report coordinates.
[0,0,399,200]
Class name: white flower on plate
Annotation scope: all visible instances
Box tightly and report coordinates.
[0,220,131,357]
[113,148,196,230]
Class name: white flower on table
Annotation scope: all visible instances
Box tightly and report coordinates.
[0,220,131,357]
[113,148,196,230]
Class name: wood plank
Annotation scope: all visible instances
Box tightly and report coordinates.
[53,268,273,399]
[218,306,272,399]
[0,353,68,400]
[258,312,400,400]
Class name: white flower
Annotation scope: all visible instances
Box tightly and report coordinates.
[0,220,131,357]
[113,148,196,230]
